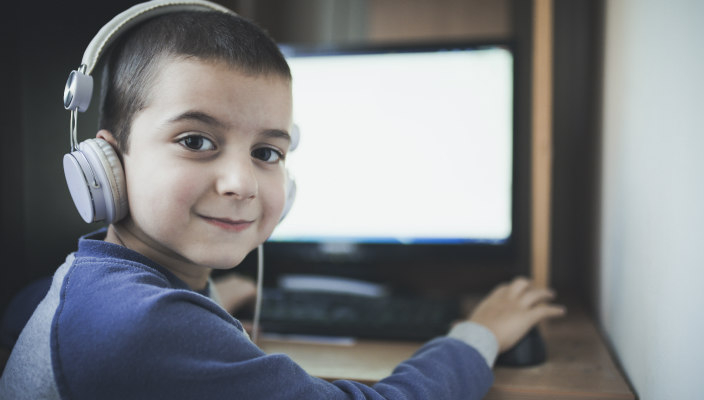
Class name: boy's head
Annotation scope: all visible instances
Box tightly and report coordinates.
[86,6,295,278]
[99,10,291,153]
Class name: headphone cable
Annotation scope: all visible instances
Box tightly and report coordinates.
[252,244,264,344]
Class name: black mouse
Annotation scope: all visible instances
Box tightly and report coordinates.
[495,326,546,367]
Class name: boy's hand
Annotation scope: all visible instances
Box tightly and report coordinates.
[469,277,566,352]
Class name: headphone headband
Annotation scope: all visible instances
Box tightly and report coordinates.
[82,0,234,75]
[64,0,234,112]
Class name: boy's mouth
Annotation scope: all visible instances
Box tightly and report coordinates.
[201,216,254,232]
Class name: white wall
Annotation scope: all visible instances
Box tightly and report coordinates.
[599,1,704,399]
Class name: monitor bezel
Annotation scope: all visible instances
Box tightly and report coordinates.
[263,40,520,285]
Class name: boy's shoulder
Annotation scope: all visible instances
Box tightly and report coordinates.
[59,235,256,396]
[61,231,242,339]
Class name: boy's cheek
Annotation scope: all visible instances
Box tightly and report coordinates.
[125,177,192,224]
[265,178,288,215]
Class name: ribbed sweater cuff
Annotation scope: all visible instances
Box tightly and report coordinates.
[447,321,499,367]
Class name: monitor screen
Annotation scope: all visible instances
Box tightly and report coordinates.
[270,44,514,253]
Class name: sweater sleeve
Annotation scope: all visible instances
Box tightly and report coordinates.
[53,263,493,400]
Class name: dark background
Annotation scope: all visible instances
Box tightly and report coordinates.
[0,0,602,316]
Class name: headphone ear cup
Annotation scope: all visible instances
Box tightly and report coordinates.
[63,138,127,223]
[279,171,296,222]
[86,138,128,222]
[278,125,300,223]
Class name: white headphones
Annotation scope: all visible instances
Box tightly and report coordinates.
[63,0,297,224]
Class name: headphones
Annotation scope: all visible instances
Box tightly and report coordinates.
[63,0,298,224]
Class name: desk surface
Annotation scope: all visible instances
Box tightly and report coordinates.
[259,306,635,400]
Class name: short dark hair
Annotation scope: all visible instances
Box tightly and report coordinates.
[99,11,291,152]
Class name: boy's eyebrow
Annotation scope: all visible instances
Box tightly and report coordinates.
[167,110,229,129]
[261,129,292,143]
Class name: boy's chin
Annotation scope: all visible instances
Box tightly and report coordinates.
[193,252,251,270]
[180,239,262,270]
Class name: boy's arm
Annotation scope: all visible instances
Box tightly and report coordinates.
[56,283,494,400]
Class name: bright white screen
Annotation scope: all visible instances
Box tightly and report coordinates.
[271,47,513,244]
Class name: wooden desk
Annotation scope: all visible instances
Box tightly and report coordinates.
[259,307,635,400]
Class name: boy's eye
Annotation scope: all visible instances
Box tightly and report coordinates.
[179,135,216,151]
[252,147,283,163]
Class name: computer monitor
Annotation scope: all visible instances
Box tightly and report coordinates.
[263,42,519,292]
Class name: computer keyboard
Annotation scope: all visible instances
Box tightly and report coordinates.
[259,289,460,341]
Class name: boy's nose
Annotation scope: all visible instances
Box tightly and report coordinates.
[216,158,258,200]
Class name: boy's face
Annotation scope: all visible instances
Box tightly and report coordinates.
[119,58,292,271]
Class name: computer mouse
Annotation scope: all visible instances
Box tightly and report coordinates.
[495,326,546,367]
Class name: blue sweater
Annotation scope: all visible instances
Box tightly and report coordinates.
[0,231,493,399]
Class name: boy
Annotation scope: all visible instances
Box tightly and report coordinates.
[0,3,564,399]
